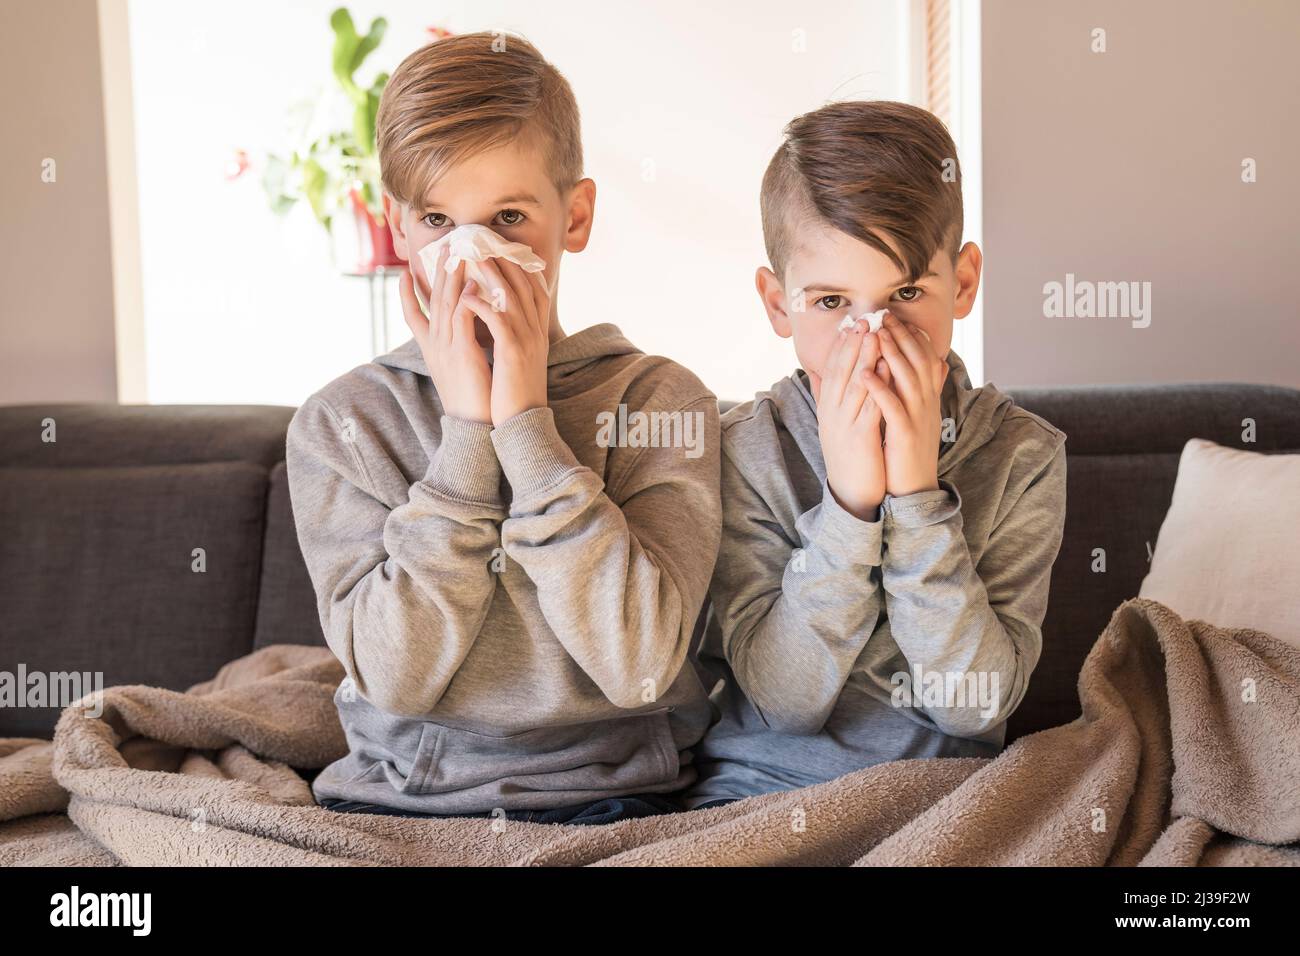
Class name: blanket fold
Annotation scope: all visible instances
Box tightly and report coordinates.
[1,599,1296,866]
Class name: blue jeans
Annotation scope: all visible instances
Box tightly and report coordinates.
[692,798,740,810]
[319,792,681,826]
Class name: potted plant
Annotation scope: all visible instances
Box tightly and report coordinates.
[230,9,452,272]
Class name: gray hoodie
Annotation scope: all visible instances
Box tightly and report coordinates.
[286,324,721,813]
[681,347,1067,809]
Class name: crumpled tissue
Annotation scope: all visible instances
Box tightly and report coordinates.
[838,309,888,333]
[413,224,548,315]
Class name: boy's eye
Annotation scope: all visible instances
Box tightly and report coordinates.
[494,209,526,226]
[815,294,847,311]
[422,212,450,229]
[894,286,923,302]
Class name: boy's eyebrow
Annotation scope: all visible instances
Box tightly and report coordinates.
[803,270,939,293]
[491,192,542,205]
[420,192,543,208]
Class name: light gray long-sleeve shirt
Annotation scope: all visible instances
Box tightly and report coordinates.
[286,324,721,813]
[681,347,1067,809]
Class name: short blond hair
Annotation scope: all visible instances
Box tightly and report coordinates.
[376,31,583,208]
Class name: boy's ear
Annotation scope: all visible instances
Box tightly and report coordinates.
[952,241,983,320]
[756,266,792,338]
[384,192,411,261]
[563,178,597,253]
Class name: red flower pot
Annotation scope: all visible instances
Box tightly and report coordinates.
[349,187,405,272]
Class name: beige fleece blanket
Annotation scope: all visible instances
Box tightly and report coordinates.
[2,597,1297,866]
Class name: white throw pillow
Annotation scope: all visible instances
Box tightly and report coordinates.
[1139,438,1300,649]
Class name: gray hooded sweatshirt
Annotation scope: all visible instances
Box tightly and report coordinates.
[286,323,721,813]
[681,347,1067,809]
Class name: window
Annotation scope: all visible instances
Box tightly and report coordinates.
[116,0,980,402]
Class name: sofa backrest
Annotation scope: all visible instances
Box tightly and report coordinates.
[2,381,1297,741]
[1002,381,1300,738]
[0,405,300,738]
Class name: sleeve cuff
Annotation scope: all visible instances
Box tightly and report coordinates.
[882,477,962,528]
[490,405,583,494]
[809,478,884,565]
[421,415,503,505]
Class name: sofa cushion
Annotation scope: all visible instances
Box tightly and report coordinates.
[1140,438,1300,649]
[254,462,327,649]
[1005,381,1300,739]
[1010,451,1184,739]
[0,462,267,737]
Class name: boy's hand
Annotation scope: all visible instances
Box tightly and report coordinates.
[399,245,492,425]
[460,257,551,427]
[863,312,948,498]
[814,319,893,522]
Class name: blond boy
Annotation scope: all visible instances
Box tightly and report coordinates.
[288,33,720,824]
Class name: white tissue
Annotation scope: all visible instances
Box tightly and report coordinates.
[413,224,548,315]
[838,309,888,333]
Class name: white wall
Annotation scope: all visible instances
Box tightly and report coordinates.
[126,0,917,404]
[980,0,1300,389]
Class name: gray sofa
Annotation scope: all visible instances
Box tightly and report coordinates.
[3,381,1298,744]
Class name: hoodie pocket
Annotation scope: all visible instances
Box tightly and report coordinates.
[399,707,679,797]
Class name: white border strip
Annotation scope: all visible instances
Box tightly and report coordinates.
[97,0,147,402]
[950,0,984,386]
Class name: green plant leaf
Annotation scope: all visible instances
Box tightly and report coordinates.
[301,157,331,227]
[354,87,381,156]
[351,17,387,76]
[360,178,385,223]
[330,7,363,101]
[263,7,391,238]
[331,9,386,105]
[260,153,298,215]
[268,194,298,216]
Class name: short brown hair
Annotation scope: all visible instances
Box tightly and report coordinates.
[760,101,963,284]
[376,32,583,208]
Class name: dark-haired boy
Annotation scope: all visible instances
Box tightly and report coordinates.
[681,101,1068,810]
